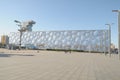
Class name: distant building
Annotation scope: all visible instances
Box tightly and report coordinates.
[1,35,9,46]
[9,30,109,52]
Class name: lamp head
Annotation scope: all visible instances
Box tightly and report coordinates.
[14,20,21,23]
[112,10,120,12]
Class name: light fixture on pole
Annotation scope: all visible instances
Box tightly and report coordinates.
[112,10,120,58]
[105,24,112,56]
[14,20,26,50]
[14,20,36,50]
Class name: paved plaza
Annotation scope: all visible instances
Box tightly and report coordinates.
[0,51,120,80]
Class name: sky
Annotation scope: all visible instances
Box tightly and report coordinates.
[0,0,120,47]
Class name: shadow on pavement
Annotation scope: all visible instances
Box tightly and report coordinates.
[0,53,34,57]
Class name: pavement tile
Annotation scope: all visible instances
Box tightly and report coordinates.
[0,52,120,80]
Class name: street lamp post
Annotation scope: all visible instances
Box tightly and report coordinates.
[14,20,26,50]
[105,24,111,56]
[14,20,35,50]
[112,10,120,58]
[18,29,26,50]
